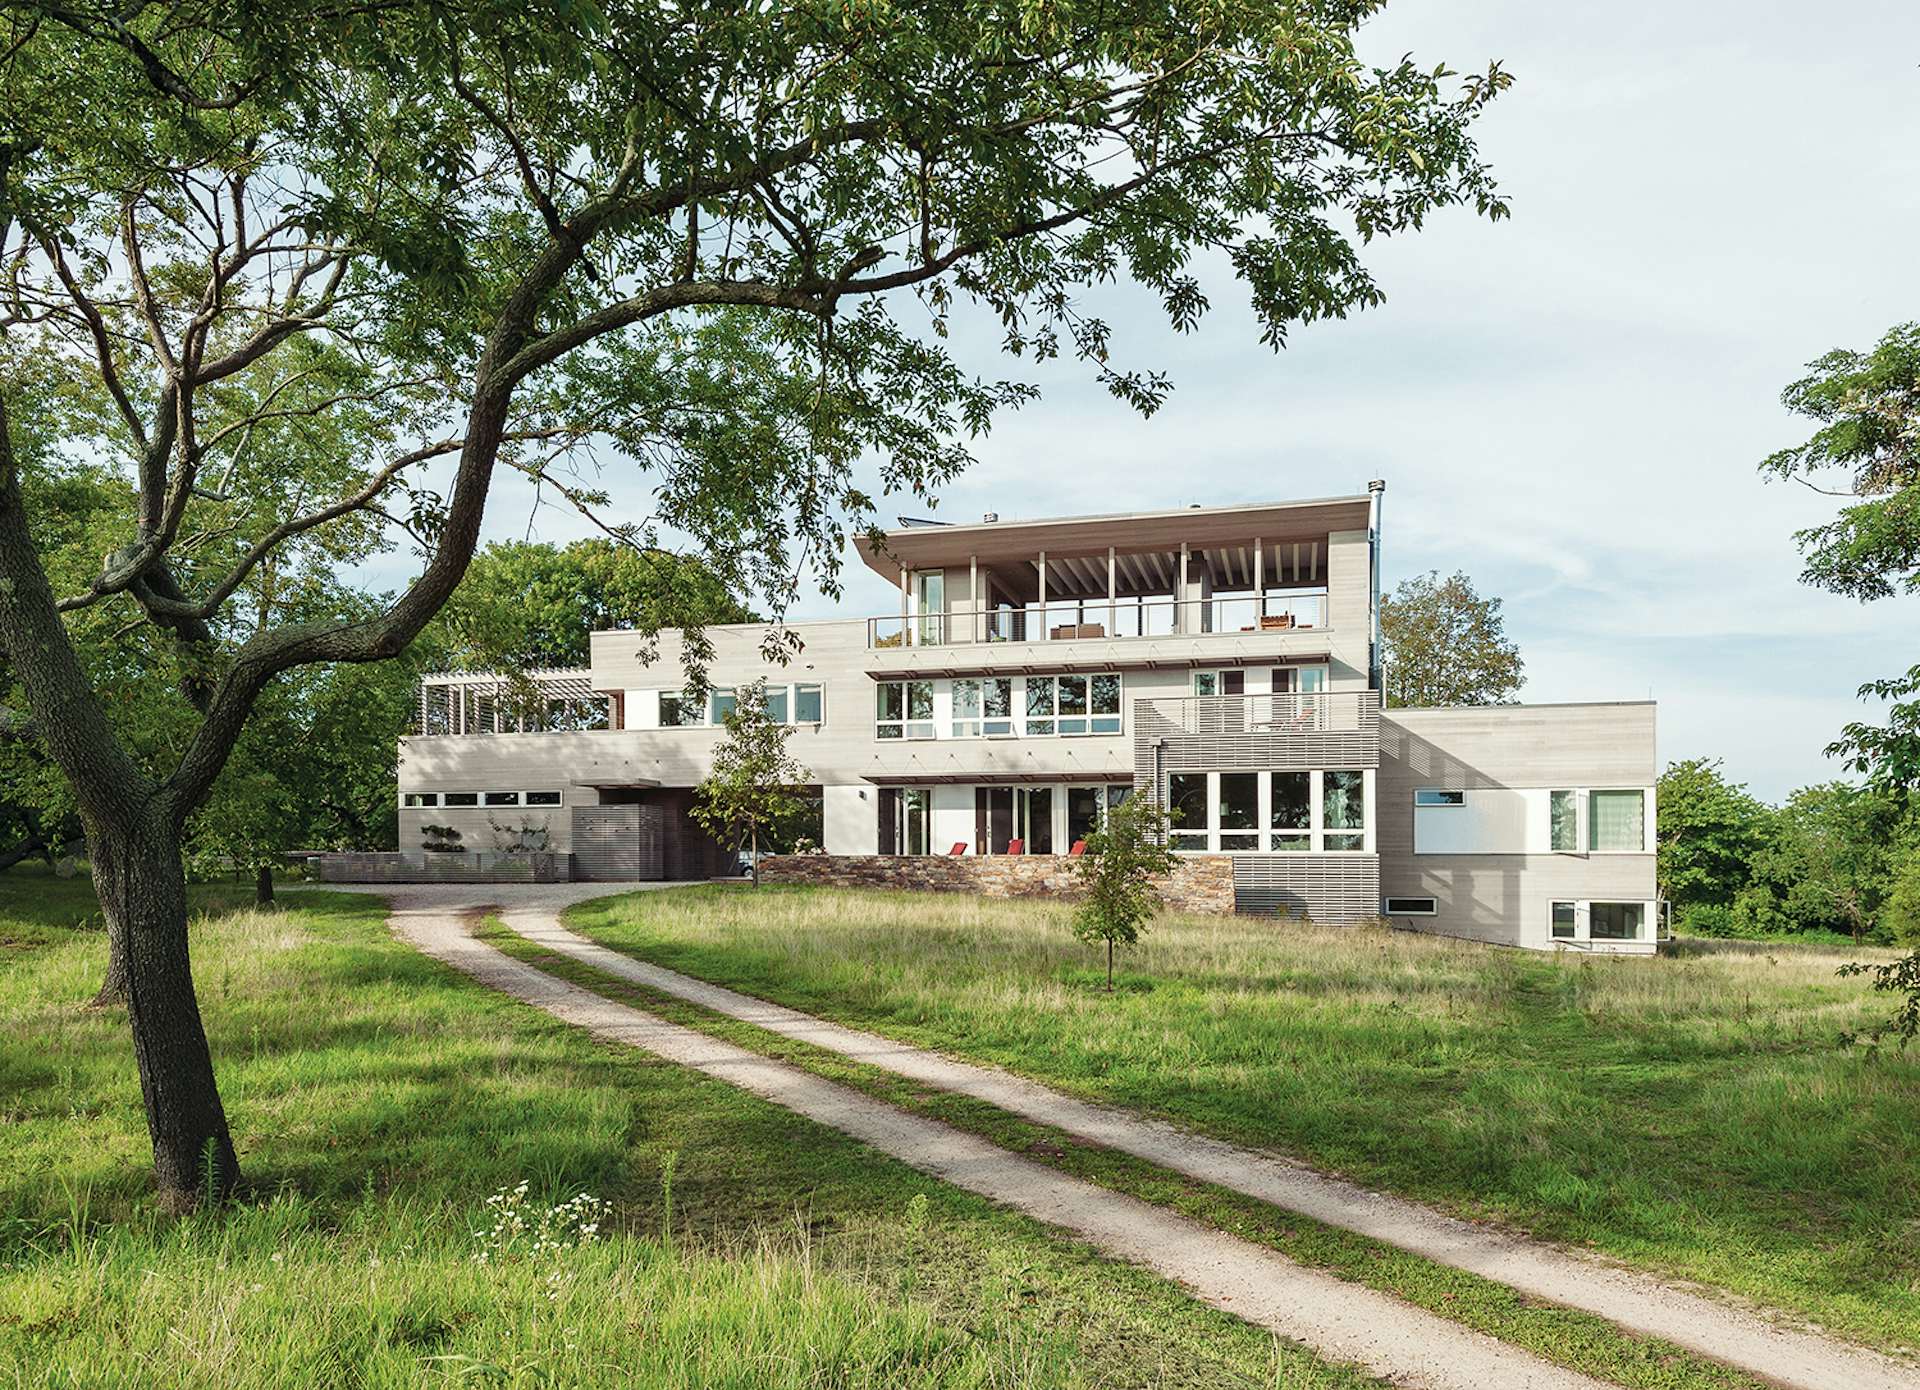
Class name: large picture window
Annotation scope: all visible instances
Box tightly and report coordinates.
[1167,769,1368,853]
[876,681,934,739]
[1588,790,1646,852]
[1025,674,1120,736]
[951,678,1014,737]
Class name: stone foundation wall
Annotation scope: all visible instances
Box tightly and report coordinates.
[757,853,1237,915]
[313,851,572,884]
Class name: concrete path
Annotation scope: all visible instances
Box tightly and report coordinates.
[493,894,1920,1390]
[358,884,1612,1390]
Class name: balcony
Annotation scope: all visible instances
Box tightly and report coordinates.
[867,591,1327,649]
[1134,690,1381,770]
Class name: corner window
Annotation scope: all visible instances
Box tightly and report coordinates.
[403,792,438,808]
[1551,901,1577,939]
[1588,790,1645,852]
[1414,789,1464,807]
[1550,790,1578,851]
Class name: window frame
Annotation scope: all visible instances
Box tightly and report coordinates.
[1587,788,1648,854]
[1166,768,1371,854]
[1414,789,1465,808]
[524,790,562,807]
[402,792,439,808]
[484,790,522,808]
[443,791,479,807]
[875,679,936,740]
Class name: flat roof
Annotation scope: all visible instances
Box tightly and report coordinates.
[854,493,1375,578]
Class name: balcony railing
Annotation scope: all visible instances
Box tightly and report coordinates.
[868,592,1327,649]
[1136,689,1378,738]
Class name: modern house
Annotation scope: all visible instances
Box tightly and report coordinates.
[393,488,1660,953]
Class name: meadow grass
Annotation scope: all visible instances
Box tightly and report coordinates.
[479,918,1777,1390]
[565,886,1920,1351]
[0,874,1385,1389]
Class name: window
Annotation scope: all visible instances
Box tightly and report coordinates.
[762,685,789,724]
[1588,790,1645,852]
[1384,897,1437,916]
[1192,671,1218,696]
[1270,771,1311,851]
[1057,675,1089,735]
[403,792,438,808]
[1017,787,1053,855]
[916,571,945,643]
[1323,770,1366,851]
[1217,773,1259,851]
[1551,901,1577,940]
[794,683,824,723]
[660,693,702,727]
[878,787,929,855]
[876,681,934,739]
[1590,902,1643,940]
[1550,790,1578,851]
[710,688,738,724]
[1089,674,1122,734]
[444,791,479,807]
[1066,785,1128,846]
[982,678,1013,735]
[1169,773,1209,850]
[1414,789,1464,808]
[525,790,562,807]
[952,679,982,737]
[1022,674,1119,737]
[1024,677,1055,736]
[484,791,521,807]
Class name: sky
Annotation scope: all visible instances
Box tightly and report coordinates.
[445,1,1920,802]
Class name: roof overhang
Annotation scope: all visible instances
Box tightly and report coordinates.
[854,495,1372,580]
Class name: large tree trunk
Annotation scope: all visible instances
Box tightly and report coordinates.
[92,919,128,1008]
[90,813,240,1211]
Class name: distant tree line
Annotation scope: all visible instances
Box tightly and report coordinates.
[1657,759,1917,945]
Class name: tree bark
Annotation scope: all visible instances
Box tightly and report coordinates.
[91,812,240,1210]
[255,863,274,905]
[91,919,128,1008]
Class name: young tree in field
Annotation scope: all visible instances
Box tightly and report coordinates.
[1073,793,1180,992]
[1655,758,1771,926]
[691,680,810,887]
[1380,570,1525,708]
[0,1,1510,1208]
[1764,322,1920,1041]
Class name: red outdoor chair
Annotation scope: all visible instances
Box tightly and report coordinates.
[1006,838,1025,856]
[948,841,968,856]
[1068,840,1087,857]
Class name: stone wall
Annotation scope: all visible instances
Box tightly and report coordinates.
[758,853,1237,915]
[313,851,572,884]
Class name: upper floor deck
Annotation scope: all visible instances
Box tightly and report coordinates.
[853,492,1378,678]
